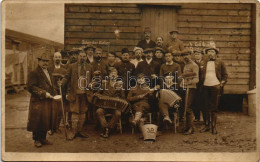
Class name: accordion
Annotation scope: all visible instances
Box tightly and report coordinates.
[92,93,130,113]
[158,89,182,108]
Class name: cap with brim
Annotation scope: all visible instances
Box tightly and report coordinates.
[154,47,165,53]
[121,48,129,54]
[84,44,96,51]
[133,47,143,53]
[205,47,219,54]
[143,48,154,53]
[38,53,50,61]
[144,27,151,33]
[169,30,179,34]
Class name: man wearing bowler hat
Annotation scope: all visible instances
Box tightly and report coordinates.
[137,27,156,50]
[27,52,56,147]
[200,47,228,134]
[84,44,96,64]
[166,29,185,54]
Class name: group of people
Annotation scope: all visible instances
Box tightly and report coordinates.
[26,27,228,148]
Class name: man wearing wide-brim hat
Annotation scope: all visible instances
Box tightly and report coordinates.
[27,52,57,147]
[200,47,228,135]
[137,27,156,50]
[166,29,185,54]
[84,44,96,63]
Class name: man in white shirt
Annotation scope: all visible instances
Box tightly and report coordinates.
[200,47,228,134]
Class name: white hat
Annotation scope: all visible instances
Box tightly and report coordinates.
[133,47,143,53]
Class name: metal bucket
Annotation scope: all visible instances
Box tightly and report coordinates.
[141,124,158,141]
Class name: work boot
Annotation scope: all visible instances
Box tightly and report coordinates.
[76,132,89,138]
[40,139,53,145]
[130,112,142,127]
[34,140,42,148]
[184,127,194,135]
[200,112,210,133]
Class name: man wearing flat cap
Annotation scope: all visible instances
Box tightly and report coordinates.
[200,47,228,135]
[154,47,165,65]
[166,29,185,55]
[137,27,156,50]
[131,47,144,68]
[27,52,57,148]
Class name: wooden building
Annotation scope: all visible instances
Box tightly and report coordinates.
[64,3,256,95]
[5,29,64,93]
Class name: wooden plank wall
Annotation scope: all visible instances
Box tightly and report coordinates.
[177,3,252,94]
[65,4,142,56]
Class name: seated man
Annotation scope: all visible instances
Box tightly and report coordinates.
[96,69,125,138]
[127,73,154,127]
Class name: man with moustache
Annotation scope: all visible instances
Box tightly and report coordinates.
[154,47,165,65]
[68,50,79,65]
[92,47,108,80]
[106,52,117,74]
[155,36,167,51]
[62,50,94,140]
[27,53,56,147]
[166,30,185,55]
[96,69,125,138]
[200,47,228,135]
[179,50,199,135]
[114,48,135,92]
[137,27,156,50]
[136,48,160,88]
[84,44,96,64]
[48,52,67,135]
[130,47,144,68]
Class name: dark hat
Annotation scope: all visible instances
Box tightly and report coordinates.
[169,29,179,34]
[84,44,96,51]
[181,50,191,56]
[38,53,50,61]
[205,47,219,54]
[143,48,154,53]
[121,48,129,54]
[193,49,203,55]
[154,47,165,53]
[68,50,79,55]
[144,27,151,33]
[137,73,145,78]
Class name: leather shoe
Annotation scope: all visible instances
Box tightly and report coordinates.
[34,140,42,148]
[200,126,210,133]
[184,128,194,135]
[163,116,172,124]
[76,132,89,138]
[40,139,53,145]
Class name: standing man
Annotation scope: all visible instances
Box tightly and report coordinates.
[136,48,160,88]
[137,27,156,50]
[166,30,185,54]
[27,53,56,148]
[200,47,228,134]
[92,47,108,79]
[48,52,67,135]
[130,47,144,68]
[179,50,199,135]
[63,50,94,140]
[114,48,135,92]
[84,44,96,64]
[193,49,205,122]
[155,36,167,51]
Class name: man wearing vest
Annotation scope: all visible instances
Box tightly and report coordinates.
[200,47,228,134]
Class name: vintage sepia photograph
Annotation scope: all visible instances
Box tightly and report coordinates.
[1,0,260,161]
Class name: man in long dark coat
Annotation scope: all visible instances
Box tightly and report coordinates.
[27,53,57,148]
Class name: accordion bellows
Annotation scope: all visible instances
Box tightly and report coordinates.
[159,89,182,107]
[92,93,129,112]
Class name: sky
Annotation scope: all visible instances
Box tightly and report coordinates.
[5,2,64,44]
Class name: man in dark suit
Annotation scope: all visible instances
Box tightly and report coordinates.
[92,47,108,80]
[84,44,96,64]
[200,47,228,134]
[27,53,57,148]
[63,50,94,140]
[136,48,160,88]
[137,27,156,50]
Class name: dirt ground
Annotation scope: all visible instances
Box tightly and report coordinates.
[4,91,256,152]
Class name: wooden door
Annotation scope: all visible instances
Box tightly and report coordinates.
[141,6,177,43]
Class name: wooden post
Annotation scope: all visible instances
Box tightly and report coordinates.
[249,4,256,90]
